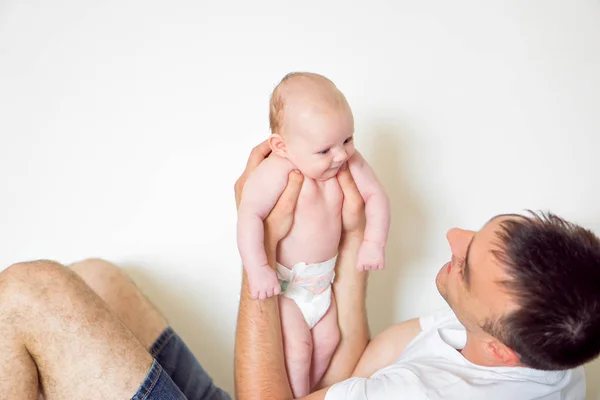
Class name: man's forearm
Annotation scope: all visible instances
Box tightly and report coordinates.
[234,240,293,400]
[317,234,369,388]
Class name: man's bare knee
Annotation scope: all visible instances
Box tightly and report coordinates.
[69,258,139,317]
[0,260,68,297]
[70,258,168,349]
[3,259,65,277]
[0,260,152,399]
[70,258,124,291]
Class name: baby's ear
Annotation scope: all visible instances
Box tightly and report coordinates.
[268,134,287,158]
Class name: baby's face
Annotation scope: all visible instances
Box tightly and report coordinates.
[284,107,355,181]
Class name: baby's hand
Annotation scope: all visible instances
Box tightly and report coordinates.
[357,240,385,271]
[248,264,281,300]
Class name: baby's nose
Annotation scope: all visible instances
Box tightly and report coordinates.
[332,148,347,162]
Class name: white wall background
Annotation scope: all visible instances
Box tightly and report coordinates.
[1,0,599,397]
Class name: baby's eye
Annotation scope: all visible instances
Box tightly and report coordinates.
[318,149,330,155]
[344,136,353,144]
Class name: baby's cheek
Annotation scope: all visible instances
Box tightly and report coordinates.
[346,146,356,159]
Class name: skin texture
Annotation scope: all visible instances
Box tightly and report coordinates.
[236,74,390,396]
[0,258,168,399]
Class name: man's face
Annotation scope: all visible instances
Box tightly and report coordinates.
[436,215,521,345]
[283,106,355,181]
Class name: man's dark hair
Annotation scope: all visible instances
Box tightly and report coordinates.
[484,211,600,370]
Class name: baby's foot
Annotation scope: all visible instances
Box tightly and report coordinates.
[357,241,385,271]
[248,265,281,300]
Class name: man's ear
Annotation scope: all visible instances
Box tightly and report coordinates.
[269,134,287,158]
[485,339,521,367]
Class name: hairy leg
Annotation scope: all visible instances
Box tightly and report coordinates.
[279,296,313,398]
[69,258,168,350]
[0,318,38,399]
[310,293,340,390]
[0,260,152,400]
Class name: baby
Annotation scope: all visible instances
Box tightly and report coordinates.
[237,72,390,397]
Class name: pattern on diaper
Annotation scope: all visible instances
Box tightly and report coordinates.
[293,270,335,295]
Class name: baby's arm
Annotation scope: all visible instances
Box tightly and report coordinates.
[237,155,296,299]
[347,151,390,270]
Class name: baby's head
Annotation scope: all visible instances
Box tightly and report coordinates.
[268,72,355,181]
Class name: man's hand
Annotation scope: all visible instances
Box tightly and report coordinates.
[235,141,304,399]
[337,164,366,243]
[234,141,272,209]
[264,170,303,246]
[234,140,304,247]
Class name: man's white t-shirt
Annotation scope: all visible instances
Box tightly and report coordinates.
[326,308,586,399]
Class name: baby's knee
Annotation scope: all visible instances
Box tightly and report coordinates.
[285,333,313,365]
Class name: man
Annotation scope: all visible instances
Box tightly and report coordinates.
[0,142,598,399]
[234,142,600,399]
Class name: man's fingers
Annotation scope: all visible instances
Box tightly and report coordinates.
[236,141,272,209]
[337,166,363,204]
[246,140,272,170]
[272,170,304,214]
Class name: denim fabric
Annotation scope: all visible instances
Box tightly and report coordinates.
[132,327,231,400]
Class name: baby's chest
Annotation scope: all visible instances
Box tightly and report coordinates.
[295,178,343,217]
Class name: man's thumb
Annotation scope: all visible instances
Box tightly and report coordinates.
[278,170,303,208]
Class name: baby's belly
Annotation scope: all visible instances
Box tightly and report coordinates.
[277,179,342,268]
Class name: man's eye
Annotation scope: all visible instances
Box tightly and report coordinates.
[319,149,330,155]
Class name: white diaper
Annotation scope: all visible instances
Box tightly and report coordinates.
[276,255,337,329]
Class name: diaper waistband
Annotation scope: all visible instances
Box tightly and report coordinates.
[276,255,337,296]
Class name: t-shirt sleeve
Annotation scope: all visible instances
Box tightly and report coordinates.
[325,371,429,400]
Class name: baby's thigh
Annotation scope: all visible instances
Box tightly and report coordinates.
[279,296,312,361]
[309,295,340,387]
[311,294,340,355]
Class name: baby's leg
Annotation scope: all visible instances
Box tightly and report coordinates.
[279,295,313,398]
[310,293,340,389]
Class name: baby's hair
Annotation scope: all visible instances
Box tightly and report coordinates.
[268,72,341,135]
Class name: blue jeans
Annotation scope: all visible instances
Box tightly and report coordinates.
[131,327,231,400]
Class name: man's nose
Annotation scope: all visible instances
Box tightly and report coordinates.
[446,228,474,255]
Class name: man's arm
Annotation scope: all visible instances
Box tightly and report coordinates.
[234,244,295,399]
[352,318,421,378]
[234,165,302,400]
[315,166,370,389]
